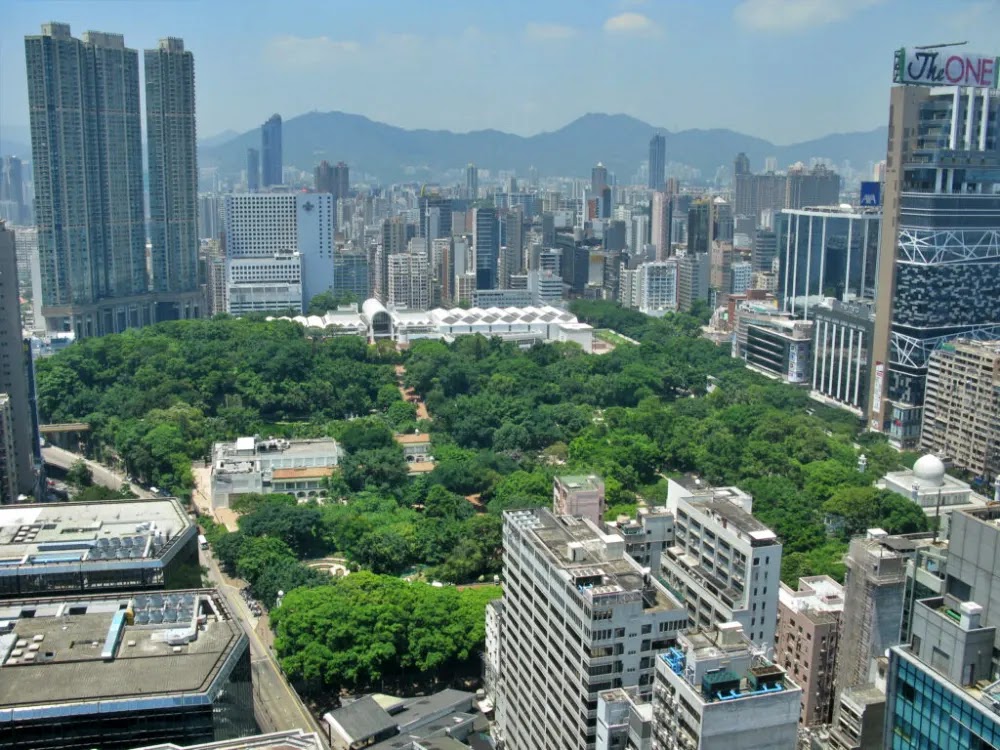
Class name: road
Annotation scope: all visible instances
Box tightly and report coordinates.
[203,548,328,744]
[42,445,154,498]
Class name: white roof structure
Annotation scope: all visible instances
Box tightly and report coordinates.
[271,299,593,351]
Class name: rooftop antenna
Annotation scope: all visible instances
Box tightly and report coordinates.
[914,42,967,50]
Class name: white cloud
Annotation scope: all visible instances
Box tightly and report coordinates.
[264,35,361,68]
[733,0,884,32]
[524,22,579,42]
[603,12,661,37]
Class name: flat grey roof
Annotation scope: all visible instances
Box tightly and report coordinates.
[508,509,682,611]
[135,730,324,750]
[0,499,191,565]
[326,695,397,742]
[0,588,244,708]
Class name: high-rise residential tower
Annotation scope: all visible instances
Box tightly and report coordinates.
[868,51,1000,448]
[0,222,39,500]
[145,37,201,321]
[25,23,151,336]
[332,161,349,202]
[648,134,666,191]
[314,160,333,193]
[261,113,282,187]
[246,148,260,192]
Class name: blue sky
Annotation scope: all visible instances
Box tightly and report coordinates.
[2,0,998,145]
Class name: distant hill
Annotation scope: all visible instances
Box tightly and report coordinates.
[199,111,889,184]
[198,129,241,149]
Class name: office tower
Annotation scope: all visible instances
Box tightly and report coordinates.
[145,37,200,322]
[811,299,876,415]
[591,162,608,196]
[785,164,841,208]
[651,192,670,259]
[499,208,523,287]
[732,306,814,384]
[651,623,801,749]
[751,230,777,272]
[710,198,734,244]
[660,479,782,647]
[25,23,151,337]
[466,163,478,199]
[380,217,408,301]
[687,200,711,254]
[419,193,453,240]
[332,248,369,304]
[921,339,1000,483]
[733,151,751,179]
[731,260,752,295]
[314,160,333,193]
[0,223,37,500]
[430,237,453,304]
[494,508,689,750]
[473,207,499,289]
[676,252,709,312]
[0,588,255,750]
[261,113,282,187]
[1,156,26,224]
[885,605,1000,750]
[246,148,260,192]
[709,242,736,301]
[648,134,666,191]
[527,269,563,305]
[388,252,430,310]
[869,66,1000,448]
[198,194,220,240]
[776,206,881,319]
[222,193,334,313]
[776,576,844,726]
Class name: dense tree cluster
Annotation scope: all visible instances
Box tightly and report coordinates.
[272,573,499,695]
[43,301,928,698]
[36,317,398,494]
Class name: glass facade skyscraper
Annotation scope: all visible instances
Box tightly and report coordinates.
[776,206,881,318]
[25,24,152,336]
[648,134,666,191]
[261,113,283,187]
[870,82,1000,448]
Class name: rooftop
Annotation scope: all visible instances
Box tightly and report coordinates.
[555,475,603,492]
[690,497,777,545]
[0,499,191,567]
[0,588,245,709]
[779,576,845,617]
[394,433,432,445]
[135,730,324,750]
[506,509,682,612]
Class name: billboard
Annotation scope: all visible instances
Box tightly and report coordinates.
[872,362,885,413]
[860,182,881,207]
[894,48,1000,89]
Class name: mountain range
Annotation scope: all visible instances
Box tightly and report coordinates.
[198,111,889,184]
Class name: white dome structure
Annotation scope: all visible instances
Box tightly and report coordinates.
[912,454,946,487]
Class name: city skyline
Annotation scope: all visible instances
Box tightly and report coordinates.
[2,0,998,146]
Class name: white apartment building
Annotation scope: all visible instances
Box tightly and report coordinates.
[661,478,782,649]
[496,509,689,750]
[226,253,302,315]
[223,193,334,312]
[387,252,430,310]
[528,268,564,304]
[652,623,800,750]
[635,261,678,317]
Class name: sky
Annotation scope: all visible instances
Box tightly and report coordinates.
[2,0,999,146]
